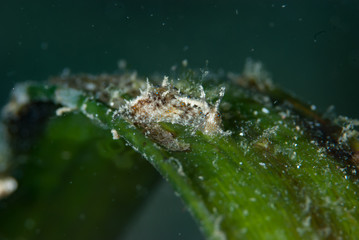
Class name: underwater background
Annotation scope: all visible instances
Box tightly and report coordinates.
[1,0,358,239]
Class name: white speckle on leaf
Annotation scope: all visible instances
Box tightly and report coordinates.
[111,129,120,140]
[291,151,297,160]
[243,209,249,216]
[259,162,267,169]
[261,107,269,114]
[212,215,226,240]
[85,82,96,91]
[169,157,185,176]
[56,107,74,116]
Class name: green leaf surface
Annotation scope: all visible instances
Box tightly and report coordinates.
[1,65,358,239]
[0,104,160,240]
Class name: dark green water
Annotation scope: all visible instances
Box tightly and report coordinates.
[1,1,358,239]
[1,0,359,117]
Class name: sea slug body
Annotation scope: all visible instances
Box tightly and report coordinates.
[119,76,226,136]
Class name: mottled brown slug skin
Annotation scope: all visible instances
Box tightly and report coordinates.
[119,77,227,136]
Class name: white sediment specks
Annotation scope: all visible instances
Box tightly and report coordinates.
[169,157,185,176]
[106,109,112,115]
[111,129,120,140]
[261,107,269,114]
[84,82,96,91]
[80,102,94,120]
[259,162,267,169]
[0,177,18,199]
[335,116,359,146]
[212,215,226,240]
[56,107,74,116]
